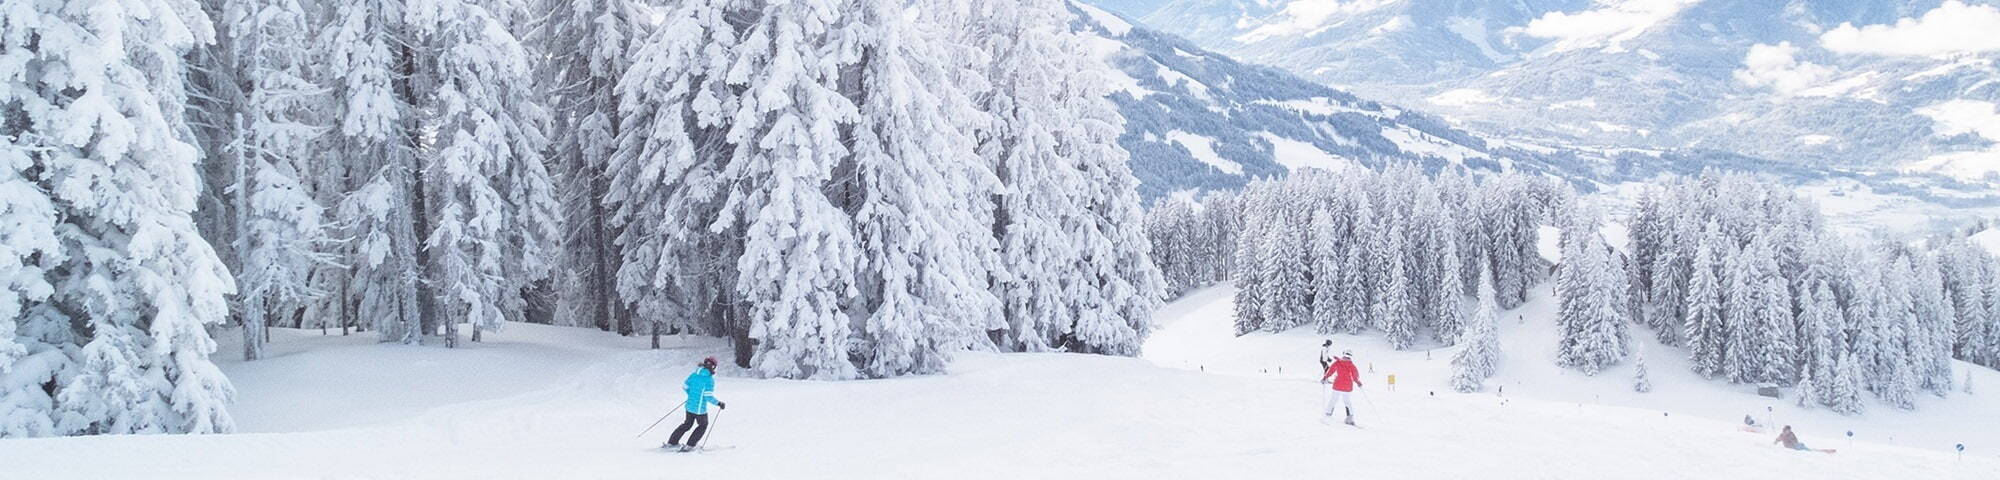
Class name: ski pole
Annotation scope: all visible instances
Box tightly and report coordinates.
[637,401,686,438]
[699,408,721,448]
[1360,387,1384,423]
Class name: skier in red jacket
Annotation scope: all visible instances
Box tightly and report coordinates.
[1321,350,1363,425]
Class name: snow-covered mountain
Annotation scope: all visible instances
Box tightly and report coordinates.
[1093,0,2000,180]
[1070,2,2000,234]
[1068,1,1737,200]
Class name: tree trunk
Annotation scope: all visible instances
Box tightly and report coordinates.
[243,303,265,361]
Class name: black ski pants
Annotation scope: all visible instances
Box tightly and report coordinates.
[669,412,710,446]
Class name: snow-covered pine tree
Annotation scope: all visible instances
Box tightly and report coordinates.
[6,0,239,435]
[1940,242,1990,364]
[1722,236,1767,384]
[1231,185,1269,335]
[219,0,335,360]
[1376,223,1418,349]
[1261,219,1310,332]
[975,0,1160,353]
[1432,219,1468,344]
[1310,208,1345,334]
[1336,193,1377,334]
[717,0,865,378]
[1628,189,1666,312]
[319,0,427,344]
[843,0,1007,374]
[1555,211,1627,375]
[1804,283,1844,406]
[1875,256,1919,409]
[1450,265,1503,393]
[1910,251,1955,396]
[1828,352,1865,415]
[0,79,64,437]
[1685,221,1727,378]
[1749,236,1797,386]
[535,0,647,335]
[406,0,554,346]
[1795,370,1817,408]
[1633,348,1653,393]
[1649,207,1698,346]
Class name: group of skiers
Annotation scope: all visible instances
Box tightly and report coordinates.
[1319,340,1365,426]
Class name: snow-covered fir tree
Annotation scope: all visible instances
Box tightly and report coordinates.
[3,0,238,436]
[535,0,647,335]
[1261,219,1311,333]
[406,0,555,346]
[1683,221,1727,379]
[1376,223,1417,349]
[1310,208,1345,334]
[215,0,335,360]
[1451,266,1503,393]
[1554,210,1628,376]
[1633,348,1653,393]
[319,0,427,344]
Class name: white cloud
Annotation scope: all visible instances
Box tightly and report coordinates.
[1516,0,1703,52]
[1733,42,1836,96]
[1821,1,2000,57]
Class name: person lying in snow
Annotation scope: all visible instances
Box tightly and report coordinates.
[1774,425,1836,454]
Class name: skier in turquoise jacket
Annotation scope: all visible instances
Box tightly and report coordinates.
[667,357,726,450]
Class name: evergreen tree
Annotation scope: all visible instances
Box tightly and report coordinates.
[1828,352,1865,415]
[1376,223,1417,349]
[1450,268,1503,393]
[1555,213,1627,375]
[1260,220,1310,332]
[5,0,238,435]
[1310,209,1345,334]
[536,0,647,335]
[1633,348,1653,393]
[1686,226,1727,378]
[320,0,427,344]
[217,0,334,360]
[1431,207,1467,344]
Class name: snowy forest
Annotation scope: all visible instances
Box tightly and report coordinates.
[1,0,1163,437]
[1146,169,2000,414]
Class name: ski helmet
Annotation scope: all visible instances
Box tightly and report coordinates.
[1341,349,1353,358]
[700,357,719,369]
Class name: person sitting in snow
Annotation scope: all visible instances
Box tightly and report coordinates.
[1773,425,1835,453]
[667,357,727,451]
[1321,350,1363,426]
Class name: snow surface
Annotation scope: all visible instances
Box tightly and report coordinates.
[1257,132,1355,173]
[1074,2,1132,37]
[4,313,1998,478]
[1166,130,1241,175]
[1974,228,2000,256]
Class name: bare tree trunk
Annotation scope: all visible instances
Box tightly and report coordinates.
[243,303,265,361]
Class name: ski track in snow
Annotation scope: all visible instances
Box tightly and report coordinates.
[1,311,1997,478]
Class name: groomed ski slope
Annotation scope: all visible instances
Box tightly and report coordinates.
[1147,284,2000,458]
[1,311,1995,479]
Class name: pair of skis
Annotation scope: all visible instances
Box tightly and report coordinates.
[659,443,735,453]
